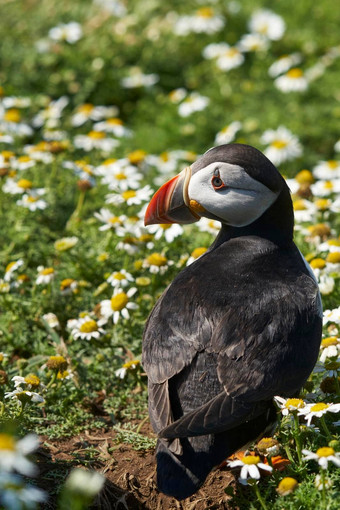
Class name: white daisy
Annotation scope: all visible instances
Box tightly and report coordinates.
[323,306,340,325]
[93,118,131,137]
[3,177,34,195]
[268,53,302,78]
[143,252,173,274]
[261,126,302,165]
[293,198,317,223]
[4,260,24,282]
[107,269,134,288]
[94,208,126,231]
[249,9,285,41]
[168,88,187,104]
[274,396,307,415]
[216,46,245,71]
[17,193,48,211]
[275,68,308,93]
[74,131,119,152]
[105,185,153,206]
[237,33,269,52]
[214,121,242,145]
[147,223,183,243]
[71,104,118,127]
[42,312,60,329]
[48,22,83,44]
[99,287,138,324]
[32,96,69,129]
[0,472,46,506]
[313,160,340,180]
[318,239,340,253]
[311,179,340,197]
[11,155,35,171]
[173,8,225,36]
[121,67,159,88]
[71,316,106,340]
[318,274,335,295]
[302,447,340,470]
[99,161,143,190]
[228,454,272,485]
[320,337,340,363]
[178,93,210,117]
[298,402,340,426]
[5,388,45,406]
[0,107,33,136]
[0,433,40,476]
[36,266,55,285]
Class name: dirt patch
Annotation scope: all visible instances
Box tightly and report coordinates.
[36,421,235,510]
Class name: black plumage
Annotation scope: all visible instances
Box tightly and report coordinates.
[142,144,322,500]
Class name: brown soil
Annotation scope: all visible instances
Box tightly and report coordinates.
[36,420,236,510]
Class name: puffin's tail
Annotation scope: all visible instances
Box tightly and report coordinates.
[156,404,278,500]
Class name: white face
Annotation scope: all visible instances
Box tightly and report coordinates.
[188,162,279,227]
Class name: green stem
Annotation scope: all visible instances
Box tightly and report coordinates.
[252,483,268,510]
[46,371,58,389]
[334,376,340,397]
[293,411,303,465]
[284,444,295,465]
[320,469,327,510]
[320,415,332,441]
[66,190,86,229]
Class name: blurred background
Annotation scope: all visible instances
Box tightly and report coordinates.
[1,0,339,166]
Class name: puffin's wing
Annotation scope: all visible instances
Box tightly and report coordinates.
[157,272,321,439]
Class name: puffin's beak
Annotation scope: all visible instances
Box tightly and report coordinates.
[144,167,200,225]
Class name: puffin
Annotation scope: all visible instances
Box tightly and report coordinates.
[142,144,322,500]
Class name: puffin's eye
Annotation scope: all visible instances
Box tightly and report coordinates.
[211,175,226,190]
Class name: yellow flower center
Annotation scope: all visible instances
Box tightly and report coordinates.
[0,434,16,451]
[310,403,329,412]
[107,117,123,125]
[110,292,129,312]
[326,252,340,264]
[317,447,334,458]
[57,370,69,379]
[315,198,330,210]
[327,160,338,169]
[122,190,136,200]
[128,150,146,164]
[1,150,14,161]
[328,239,340,246]
[160,152,169,162]
[285,398,305,409]
[17,178,33,189]
[139,234,153,242]
[191,247,207,259]
[287,68,304,79]
[78,103,94,114]
[197,7,214,18]
[46,355,67,371]
[24,374,40,388]
[79,319,98,333]
[88,131,105,139]
[40,267,54,275]
[112,272,125,281]
[225,47,240,58]
[5,261,16,272]
[107,216,120,225]
[321,337,338,348]
[147,253,167,266]
[277,477,298,495]
[123,359,140,369]
[310,258,326,269]
[271,140,288,150]
[160,223,172,230]
[27,196,38,203]
[60,278,75,290]
[295,170,314,184]
[4,109,21,123]
[323,181,333,189]
[115,172,127,181]
[242,455,260,465]
[54,238,78,251]
[18,156,32,163]
[102,158,117,166]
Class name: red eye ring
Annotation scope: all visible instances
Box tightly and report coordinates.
[211,175,226,190]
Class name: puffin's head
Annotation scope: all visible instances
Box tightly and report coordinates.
[145,144,293,242]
